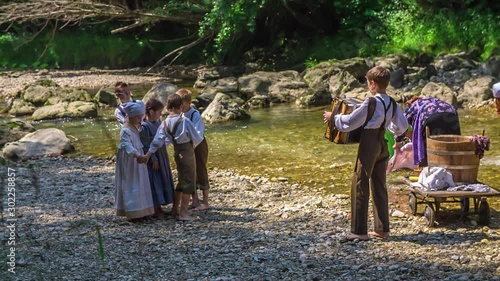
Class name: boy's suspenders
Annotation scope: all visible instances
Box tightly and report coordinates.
[189,109,205,138]
[164,117,184,145]
[375,96,396,129]
[364,97,377,128]
[118,105,126,118]
[189,110,197,120]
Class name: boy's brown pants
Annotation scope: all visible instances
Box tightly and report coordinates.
[351,128,390,235]
[195,138,210,190]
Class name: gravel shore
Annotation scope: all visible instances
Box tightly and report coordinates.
[1,156,499,281]
[1,68,499,280]
[0,68,171,99]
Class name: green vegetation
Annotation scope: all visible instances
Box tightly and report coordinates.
[380,0,499,60]
[95,224,105,267]
[0,0,498,70]
[0,23,203,69]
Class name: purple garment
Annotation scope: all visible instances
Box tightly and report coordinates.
[140,120,175,207]
[404,98,457,165]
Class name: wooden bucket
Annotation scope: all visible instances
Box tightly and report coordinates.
[426,135,479,183]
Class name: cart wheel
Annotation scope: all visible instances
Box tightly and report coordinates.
[408,192,417,216]
[460,197,470,214]
[478,200,490,226]
[424,204,435,227]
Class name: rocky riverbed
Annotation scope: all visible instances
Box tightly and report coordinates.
[1,63,499,280]
[0,68,171,99]
[1,156,499,281]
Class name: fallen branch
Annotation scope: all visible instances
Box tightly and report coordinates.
[0,0,203,30]
[146,34,212,74]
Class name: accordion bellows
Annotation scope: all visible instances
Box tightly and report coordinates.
[324,97,364,144]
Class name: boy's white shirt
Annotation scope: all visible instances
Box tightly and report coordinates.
[334,93,408,137]
[183,107,205,137]
[148,114,203,154]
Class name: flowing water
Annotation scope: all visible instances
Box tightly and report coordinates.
[34,85,500,209]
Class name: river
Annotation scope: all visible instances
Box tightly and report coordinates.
[34,84,500,208]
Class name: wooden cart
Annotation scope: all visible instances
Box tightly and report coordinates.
[401,177,500,227]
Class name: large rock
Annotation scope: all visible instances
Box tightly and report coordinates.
[238,72,273,100]
[480,57,500,78]
[46,88,92,105]
[344,88,371,100]
[295,89,331,107]
[21,85,58,106]
[194,65,246,89]
[201,93,251,123]
[302,58,368,89]
[238,71,309,103]
[94,87,118,107]
[8,99,36,116]
[32,101,97,121]
[21,83,92,106]
[142,82,178,108]
[202,77,239,94]
[419,82,458,107]
[390,68,406,89]
[193,92,216,112]
[0,118,36,147]
[370,54,412,71]
[330,57,370,79]
[458,76,497,105]
[2,128,74,160]
[328,70,364,98]
[302,61,338,90]
[434,54,477,72]
[245,95,271,109]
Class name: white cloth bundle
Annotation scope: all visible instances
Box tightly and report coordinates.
[418,167,456,191]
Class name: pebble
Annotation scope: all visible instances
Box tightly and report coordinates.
[7,156,500,280]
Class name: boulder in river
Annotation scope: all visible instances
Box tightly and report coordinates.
[201,93,251,123]
[2,128,74,160]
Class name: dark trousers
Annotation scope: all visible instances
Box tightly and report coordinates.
[351,128,390,235]
[194,138,210,190]
[173,142,196,194]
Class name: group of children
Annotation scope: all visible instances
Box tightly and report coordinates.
[114,82,210,222]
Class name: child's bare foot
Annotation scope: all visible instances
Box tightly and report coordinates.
[345,233,369,241]
[188,203,201,210]
[177,214,199,221]
[193,203,211,211]
[368,231,390,239]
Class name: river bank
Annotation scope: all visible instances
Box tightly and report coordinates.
[0,68,172,98]
[1,67,499,280]
[1,156,499,280]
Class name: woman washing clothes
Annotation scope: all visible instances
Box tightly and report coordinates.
[395,96,461,167]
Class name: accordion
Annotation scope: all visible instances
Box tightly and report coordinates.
[324,97,364,144]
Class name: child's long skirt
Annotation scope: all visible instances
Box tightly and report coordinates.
[115,148,155,219]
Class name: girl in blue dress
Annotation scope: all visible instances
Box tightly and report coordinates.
[140,98,175,217]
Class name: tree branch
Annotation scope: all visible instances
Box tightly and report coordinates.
[146,34,212,74]
[0,0,203,30]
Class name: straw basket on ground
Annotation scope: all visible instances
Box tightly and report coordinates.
[426,135,479,183]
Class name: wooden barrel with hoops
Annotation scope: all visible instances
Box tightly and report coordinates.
[426,135,479,183]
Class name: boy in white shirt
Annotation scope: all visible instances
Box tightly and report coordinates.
[177,89,211,211]
[114,82,136,124]
[323,66,408,241]
[144,94,203,221]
